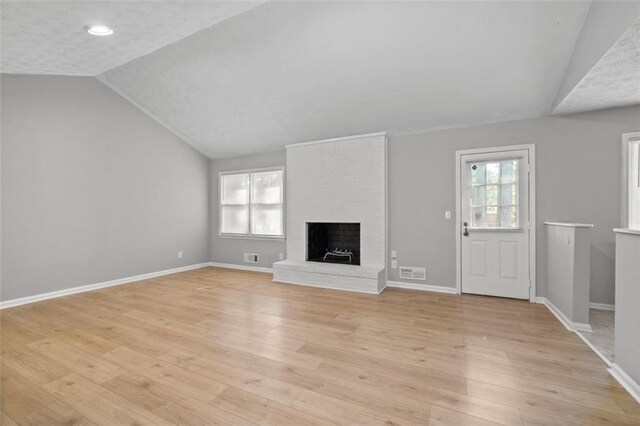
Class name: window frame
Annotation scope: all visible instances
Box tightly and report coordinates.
[622,132,640,230]
[218,166,285,240]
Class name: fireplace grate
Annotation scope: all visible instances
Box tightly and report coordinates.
[323,248,355,263]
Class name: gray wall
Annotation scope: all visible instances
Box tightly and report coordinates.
[211,106,639,304]
[388,106,640,304]
[1,74,210,301]
[210,150,286,269]
[6,74,635,305]
[614,231,640,384]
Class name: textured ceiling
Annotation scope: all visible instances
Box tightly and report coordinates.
[99,1,591,158]
[0,1,263,76]
[553,18,640,115]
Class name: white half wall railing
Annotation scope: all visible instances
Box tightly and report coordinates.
[611,228,640,403]
[544,222,594,332]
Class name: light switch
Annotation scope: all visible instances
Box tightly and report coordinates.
[391,250,397,258]
[445,211,452,219]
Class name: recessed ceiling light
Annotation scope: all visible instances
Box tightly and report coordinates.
[85,25,114,36]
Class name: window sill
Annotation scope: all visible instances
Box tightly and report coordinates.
[218,234,286,241]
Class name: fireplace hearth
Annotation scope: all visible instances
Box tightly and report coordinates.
[307,222,360,265]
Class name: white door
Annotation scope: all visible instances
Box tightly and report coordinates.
[460,148,531,299]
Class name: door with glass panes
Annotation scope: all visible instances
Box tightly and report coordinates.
[460,148,531,299]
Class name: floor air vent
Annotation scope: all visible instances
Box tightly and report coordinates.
[399,266,426,280]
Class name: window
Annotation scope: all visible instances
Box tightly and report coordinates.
[626,136,640,230]
[220,168,284,237]
[469,159,519,228]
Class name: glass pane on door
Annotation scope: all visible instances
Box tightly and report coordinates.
[469,159,519,229]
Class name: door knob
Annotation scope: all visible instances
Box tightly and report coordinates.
[463,222,470,237]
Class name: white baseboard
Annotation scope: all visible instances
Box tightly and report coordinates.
[386,281,458,294]
[589,302,615,311]
[535,297,592,332]
[273,278,385,295]
[534,297,640,401]
[535,297,640,400]
[576,331,612,367]
[209,262,273,274]
[0,263,211,310]
[609,363,640,404]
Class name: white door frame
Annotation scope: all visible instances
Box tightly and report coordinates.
[455,144,537,302]
[621,132,640,228]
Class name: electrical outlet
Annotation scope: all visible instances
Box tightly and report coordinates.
[177,251,183,259]
[279,253,284,260]
[391,260,398,269]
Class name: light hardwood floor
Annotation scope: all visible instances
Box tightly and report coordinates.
[1,267,638,425]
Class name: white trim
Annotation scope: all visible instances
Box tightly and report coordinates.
[209,262,273,274]
[614,228,640,236]
[589,302,615,311]
[621,132,640,228]
[536,297,592,332]
[218,166,285,175]
[455,149,461,296]
[576,331,612,367]
[455,144,537,302]
[0,263,211,310]
[387,281,458,294]
[385,135,390,296]
[218,166,285,239]
[537,297,616,371]
[453,144,537,157]
[609,363,640,404]
[273,277,385,295]
[217,235,286,241]
[285,132,387,149]
[530,144,537,303]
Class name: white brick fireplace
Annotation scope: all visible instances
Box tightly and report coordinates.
[273,132,387,293]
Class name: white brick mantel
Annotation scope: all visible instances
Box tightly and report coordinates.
[273,132,387,293]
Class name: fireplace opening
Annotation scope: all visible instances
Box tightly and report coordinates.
[307,222,360,265]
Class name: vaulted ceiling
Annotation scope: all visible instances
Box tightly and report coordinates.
[2,1,638,158]
[554,18,640,115]
[99,1,591,158]
[0,1,263,76]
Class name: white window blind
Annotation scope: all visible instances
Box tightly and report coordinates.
[220,169,284,237]
[629,140,640,230]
